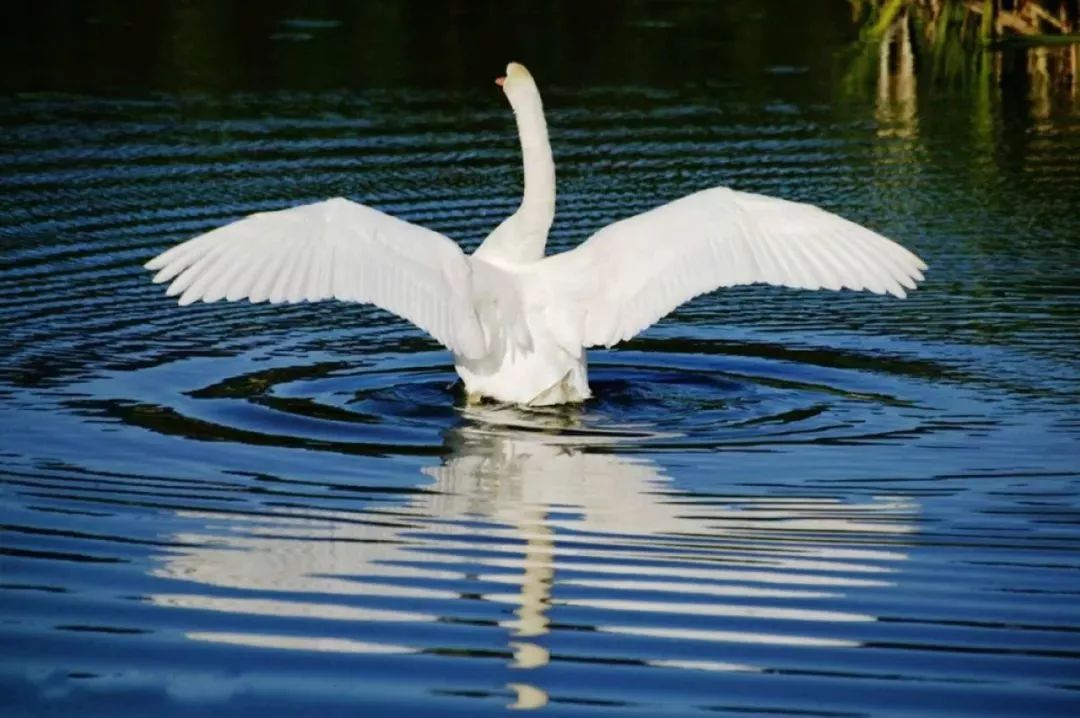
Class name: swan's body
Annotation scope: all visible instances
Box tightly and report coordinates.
[146,62,927,406]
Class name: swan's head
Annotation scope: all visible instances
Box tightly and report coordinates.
[495,62,541,108]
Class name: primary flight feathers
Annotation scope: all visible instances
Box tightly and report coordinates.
[146,198,488,359]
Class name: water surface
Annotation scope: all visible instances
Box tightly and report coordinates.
[2,2,1080,716]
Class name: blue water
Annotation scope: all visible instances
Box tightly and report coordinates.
[2,3,1080,716]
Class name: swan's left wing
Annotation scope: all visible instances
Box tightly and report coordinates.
[144,197,486,358]
[538,187,927,350]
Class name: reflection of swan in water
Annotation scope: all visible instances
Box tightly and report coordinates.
[151,408,917,709]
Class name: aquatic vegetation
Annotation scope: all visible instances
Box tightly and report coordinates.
[845,0,1078,136]
[853,0,1079,42]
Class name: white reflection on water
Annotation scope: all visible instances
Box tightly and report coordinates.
[151,406,917,708]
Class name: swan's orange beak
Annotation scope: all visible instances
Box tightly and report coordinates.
[495,76,506,88]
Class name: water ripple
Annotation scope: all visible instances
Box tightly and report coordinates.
[1,83,1079,717]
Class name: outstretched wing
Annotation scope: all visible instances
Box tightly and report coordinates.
[144,197,486,358]
[538,187,927,349]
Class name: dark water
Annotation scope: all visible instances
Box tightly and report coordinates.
[2,2,1080,716]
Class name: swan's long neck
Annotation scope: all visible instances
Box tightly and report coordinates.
[515,90,555,242]
[475,66,555,264]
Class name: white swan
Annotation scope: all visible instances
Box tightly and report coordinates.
[145,62,927,406]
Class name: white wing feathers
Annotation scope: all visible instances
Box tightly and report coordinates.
[146,189,926,362]
[144,197,487,359]
[539,187,927,349]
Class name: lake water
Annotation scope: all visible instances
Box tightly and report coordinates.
[2,2,1079,716]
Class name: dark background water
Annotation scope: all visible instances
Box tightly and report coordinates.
[2,1,1079,716]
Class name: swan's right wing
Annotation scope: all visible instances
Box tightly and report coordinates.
[538,187,926,350]
[145,197,486,358]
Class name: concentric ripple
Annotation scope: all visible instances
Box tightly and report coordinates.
[46,339,973,460]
